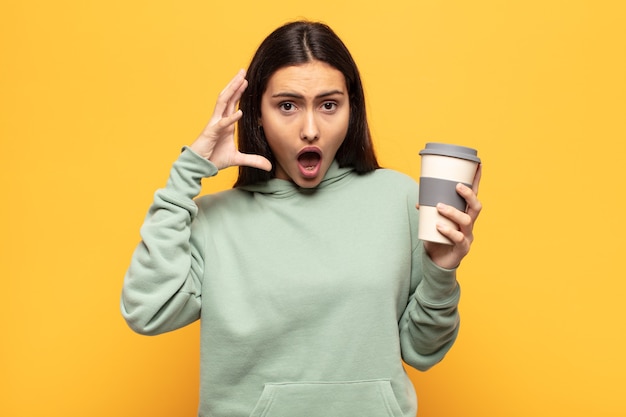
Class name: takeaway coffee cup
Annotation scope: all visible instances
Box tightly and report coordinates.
[418,143,481,245]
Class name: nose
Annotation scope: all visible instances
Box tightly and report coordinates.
[300,110,320,142]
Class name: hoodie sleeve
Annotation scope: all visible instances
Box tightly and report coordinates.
[120,147,217,335]
[398,188,461,371]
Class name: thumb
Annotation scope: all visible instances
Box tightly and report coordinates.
[233,152,273,172]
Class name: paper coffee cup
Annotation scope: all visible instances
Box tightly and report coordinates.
[418,143,481,245]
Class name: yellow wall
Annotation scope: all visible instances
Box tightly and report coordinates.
[2,1,624,416]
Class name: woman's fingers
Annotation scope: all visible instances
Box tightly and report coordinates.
[230,76,248,111]
[456,183,482,222]
[472,164,482,195]
[213,69,247,123]
[218,69,246,96]
[214,109,243,131]
[462,166,483,221]
[432,181,481,251]
[436,202,472,236]
[192,69,270,172]
[201,70,248,137]
[422,165,482,269]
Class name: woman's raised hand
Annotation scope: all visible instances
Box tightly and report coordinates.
[190,70,272,172]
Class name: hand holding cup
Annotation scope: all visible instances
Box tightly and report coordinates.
[417,143,482,269]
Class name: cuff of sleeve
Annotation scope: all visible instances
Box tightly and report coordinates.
[179,146,219,177]
[416,248,460,306]
[161,147,219,202]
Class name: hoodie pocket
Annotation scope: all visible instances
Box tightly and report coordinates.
[248,379,404,417]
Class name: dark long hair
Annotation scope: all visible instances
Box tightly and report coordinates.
[234,21,379,187]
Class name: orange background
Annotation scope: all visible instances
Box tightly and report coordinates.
[2,1,625,416]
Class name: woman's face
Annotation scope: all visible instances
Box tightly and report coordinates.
[260,60,350,188]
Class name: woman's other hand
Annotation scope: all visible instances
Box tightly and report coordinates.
[421,164,483,269]
[190,69,272,172]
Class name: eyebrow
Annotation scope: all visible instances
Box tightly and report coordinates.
[271,90,345,99]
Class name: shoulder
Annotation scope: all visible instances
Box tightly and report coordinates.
[194,188,251,212]
[345,168,419,207]
[360,168,419,192]
[372,168,417,183]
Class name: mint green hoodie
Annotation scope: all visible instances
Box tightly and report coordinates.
[121,148,461,417]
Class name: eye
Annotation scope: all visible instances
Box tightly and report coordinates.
[279,102,296,112]
[321,101,338,112]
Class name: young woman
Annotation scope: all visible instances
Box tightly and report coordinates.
[121,21,482,417]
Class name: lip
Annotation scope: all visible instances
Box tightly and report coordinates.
[296,146,323,179]
[296,146,322,159]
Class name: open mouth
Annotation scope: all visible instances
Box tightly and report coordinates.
[297,147,322,178]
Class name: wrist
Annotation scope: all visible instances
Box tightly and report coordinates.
[423,242,461,270]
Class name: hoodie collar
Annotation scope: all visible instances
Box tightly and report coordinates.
[237,161,354,197]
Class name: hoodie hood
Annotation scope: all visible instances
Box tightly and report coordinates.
[237,161,354,197]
